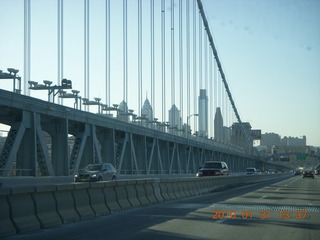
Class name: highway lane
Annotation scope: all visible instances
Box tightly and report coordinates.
[4,174,320,240]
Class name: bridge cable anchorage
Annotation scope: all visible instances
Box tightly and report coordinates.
[196,0,253,150]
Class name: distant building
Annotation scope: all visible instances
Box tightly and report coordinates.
[282,136,306,147]
[168,104,181,134]
[118,100,128,122]
[198,89,208,137]
[261,133,281,147]
[214,107,223,141]
[223,126,232,143]
[231,122,252,149]
[141,98,153,122]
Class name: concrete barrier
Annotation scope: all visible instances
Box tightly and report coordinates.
[125,180,141,208]
[103,181,121,213]
[33,185,62,228]
[88,182,110,216]
[158,179,170,201]
[8,186,41,233]
[54,184,80,224]
[135,179,150,206]
[171,180,182,199]
[144,179,158,204]
[115,180,131,210]
[73,183,95,220]
[166,180,177,200]
[1,173,290,238]
[151,178,164,203]
[0,187,16,237]
[176,179,186,198]
[188,180,199,196]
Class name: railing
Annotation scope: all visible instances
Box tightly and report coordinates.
[0,168,34,176]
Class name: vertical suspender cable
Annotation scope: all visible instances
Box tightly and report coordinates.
[106,0,110,107]
[204,32,208,91]
[84,0,87,109]
[186,0,190,126]
[57,0,63,104]
[209,48,213,138]
[28,0,31,96]
[138,0,142,116]
[24,0,31,95]
[150,0,155,118]
[161,0,166,123]
[198,14,202,90]
[192,0,197,132]
[24,0,28,95]
[179,0,183,130]
[58,0,60,87]
[123,0,128,104]
[87,1,90,103]
[170,0,175,113]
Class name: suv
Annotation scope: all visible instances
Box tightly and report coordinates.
[303,170,315,179]
[74,163,117,182]
[196,161,229,177]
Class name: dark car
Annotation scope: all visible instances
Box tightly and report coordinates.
[196,161,229,177]
[302,170,314,179]
[74,163,117,182]
[294,170,303,175]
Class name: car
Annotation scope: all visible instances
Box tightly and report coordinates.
[74,163,117,182]
[256,169,262,174]
[294,170,303,175]
[245,167,257,175]
[267,169,275,174]
[196,161,229,177]
[303,170,315,179]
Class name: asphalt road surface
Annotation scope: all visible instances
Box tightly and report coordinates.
[4,175,320,240]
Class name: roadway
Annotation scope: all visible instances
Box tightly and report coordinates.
[4,174,320,240]
[0,172,253,187]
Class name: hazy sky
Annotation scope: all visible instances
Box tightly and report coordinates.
[0,0,319,146]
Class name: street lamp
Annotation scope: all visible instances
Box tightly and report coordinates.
[28,78,72,102]
[0,68,22,93]
[103,104,119,118]
[59,89,81,109]
[82,97,103,114]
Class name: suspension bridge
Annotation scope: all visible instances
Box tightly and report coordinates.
[0,0,285,177]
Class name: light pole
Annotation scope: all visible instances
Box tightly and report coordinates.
[0,68,22,93]
[28,78,72,103]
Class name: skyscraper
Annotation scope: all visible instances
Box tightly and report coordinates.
[141,98,153,122]
[214,107,223,141]
[198,89,208,137]
[169,104,181,134]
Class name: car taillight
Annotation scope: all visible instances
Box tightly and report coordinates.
[312,172,314,174]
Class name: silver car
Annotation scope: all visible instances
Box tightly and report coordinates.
[74,163,117,182]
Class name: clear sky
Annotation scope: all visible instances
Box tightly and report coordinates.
[202,0,320,146]
[0,0,319,146]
